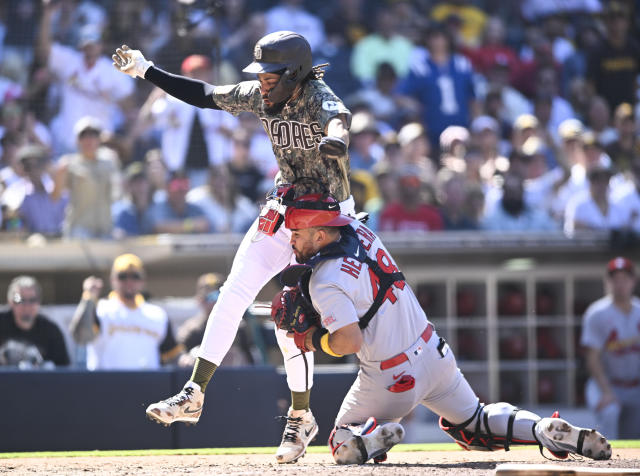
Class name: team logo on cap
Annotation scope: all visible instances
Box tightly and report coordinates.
[254,44,262,60]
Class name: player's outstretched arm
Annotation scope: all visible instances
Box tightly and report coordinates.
[112,45,220,109]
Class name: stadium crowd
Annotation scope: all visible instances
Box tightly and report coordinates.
[0,0,638,238]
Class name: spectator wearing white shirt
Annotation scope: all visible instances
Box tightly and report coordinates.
[148,55,238,188]
[37,3,134,154]
[564,156,617,236]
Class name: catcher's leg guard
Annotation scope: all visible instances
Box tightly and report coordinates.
[329,417,405,465]
[439,402,539,451]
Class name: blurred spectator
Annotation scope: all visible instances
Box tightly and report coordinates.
[398,23,478,151]
[610,153,640,232]
[561,21,602,97]
[346,62,417,128]
[52,116,121,239]
[567,77,594,123]
[177,272,252,367]
[379,165,443,232]
[144,148,169,203]
[351,8,414,84]
[586,95,616,147]
[605,103,638,173]
[439,125,470,175]
[323,0,369,47]
[149,171,209,234]
[462,16,518,77]
[69,253,183,370]
[347,111,383,171]
[186,164,255,234]
[16,144,66,235]
[534,66,576,145]
[541,13,575,65]
[470,115,509,183]
[520,0,602,23]
[0,99,52,151]
[37,1,134,154]
[580,257,640,439]
[223,13,268,76]
[264,0,326,53]
[587,1,640,110]
[431,0,488,48]
[564,155,616,236]
[147,54,238,188]
[0,275,69,367]
[480,57,532,126]
[510,113,541,156]
[226,128,266,203]
[397,122,435,176]
[112,161,154,238]
[482,172,557,231]
[436,168,479,230]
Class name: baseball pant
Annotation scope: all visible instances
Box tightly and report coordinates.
[335,327,541,443]
[198,197,355,392]
[586,378,640,439]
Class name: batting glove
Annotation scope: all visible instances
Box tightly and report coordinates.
[112,45,154,79]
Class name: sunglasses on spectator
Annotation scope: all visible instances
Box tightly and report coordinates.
[117,272,143,281]
[12,294,39,305]
[204,290,220,303]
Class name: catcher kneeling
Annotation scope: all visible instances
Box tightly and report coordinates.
[271,193,612,465]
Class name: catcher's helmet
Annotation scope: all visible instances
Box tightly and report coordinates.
[284,194,353,229]
[243,31,312,104]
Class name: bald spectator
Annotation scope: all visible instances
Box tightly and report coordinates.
[0,275,69,368]
[37,1,134,154]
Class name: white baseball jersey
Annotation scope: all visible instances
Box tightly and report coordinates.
[310,222,429,362]
[48,44,134,153]
[87,295,175,370]
[580,295,640,383]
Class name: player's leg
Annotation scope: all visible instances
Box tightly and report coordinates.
[146,219,294,425]
[585,378,621,439]
[422,340,611,460]
[274,328,317,463]
[616,385,640,439]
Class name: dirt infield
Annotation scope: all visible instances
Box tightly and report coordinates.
[1,448,639,476]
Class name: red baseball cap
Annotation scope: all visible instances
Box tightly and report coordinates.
[607,257,635,275]
[181,55,212,74]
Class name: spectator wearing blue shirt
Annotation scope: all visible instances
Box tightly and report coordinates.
[112,161,154,238]
[148,171,209,234]
[398,23,479,152]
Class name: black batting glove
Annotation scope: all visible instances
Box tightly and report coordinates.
[319,136,347,158]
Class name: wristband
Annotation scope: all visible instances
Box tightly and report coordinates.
[311,327,327,352]
[320,332,344,358]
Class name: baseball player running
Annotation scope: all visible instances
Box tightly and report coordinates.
[274,193,612,464]
[112,31,354,463]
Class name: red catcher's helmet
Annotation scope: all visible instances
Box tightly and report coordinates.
[284,194,353,229]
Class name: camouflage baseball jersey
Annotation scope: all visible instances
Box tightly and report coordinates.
[212,79,352,201]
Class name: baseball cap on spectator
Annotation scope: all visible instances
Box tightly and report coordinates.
[17,144,48,163]
[470,115,499,134]
[397,122,425,147]
[197,272,222,302]
[513,114,539,131]
[607,256,634,276]
[74,116,103,139]
[350,112,379,136]
[77,24,102,47]
[112,253,144,274]
[124,161,146,181]
[439,126,470,153]
[181,55,212,75]
[558,118,584,141]
[614,103,634,121]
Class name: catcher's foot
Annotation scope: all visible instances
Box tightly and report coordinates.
[535,414,611,460]
[275,408,318,463]
[145,381,204,426]
[333,422,405,465]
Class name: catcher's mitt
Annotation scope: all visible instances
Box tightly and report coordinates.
[271,287,320,352]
